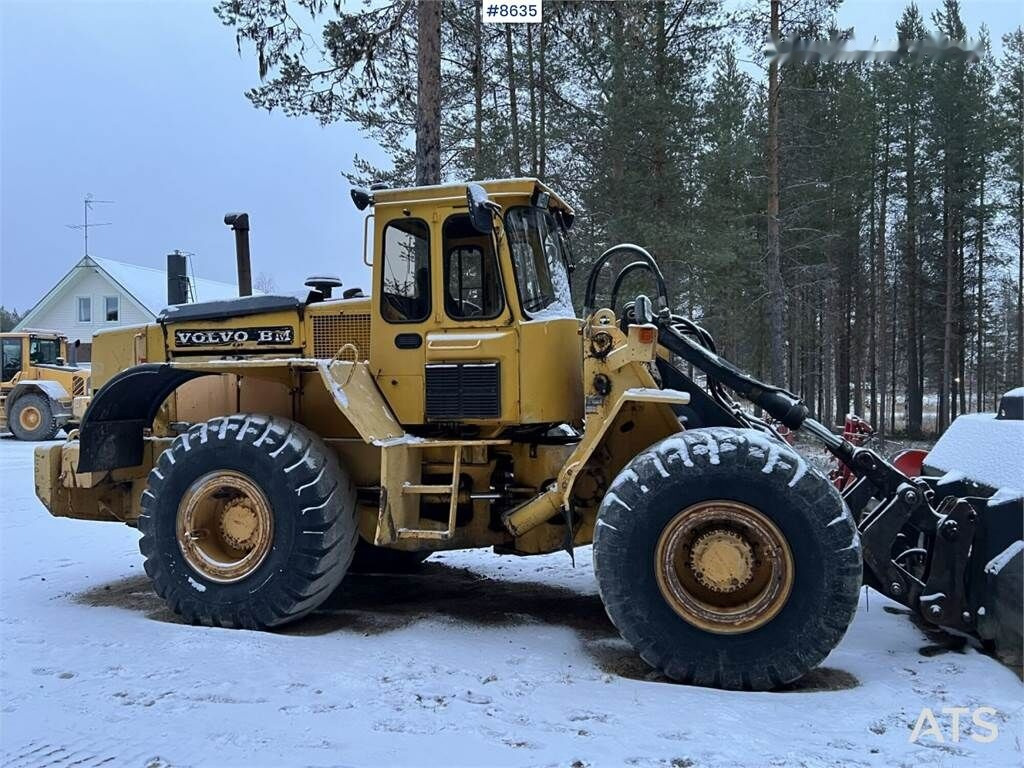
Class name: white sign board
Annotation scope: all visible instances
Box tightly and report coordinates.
[482,0,542,24]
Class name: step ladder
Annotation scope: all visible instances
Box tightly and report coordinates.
[375,438,510,546]
[396,445,463,541]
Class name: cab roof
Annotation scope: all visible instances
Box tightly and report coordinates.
[371,177,574,215]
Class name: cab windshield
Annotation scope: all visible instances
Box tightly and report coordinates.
[504,207,574,318]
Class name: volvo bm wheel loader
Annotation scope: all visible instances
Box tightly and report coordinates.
[2,330,89,440]
[33,179,1022,689]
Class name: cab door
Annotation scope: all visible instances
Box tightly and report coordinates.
[1,336,24,390]
[422,211,518,427]
[370,213,434,424]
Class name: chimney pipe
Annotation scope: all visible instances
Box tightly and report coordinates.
[223,212,252,297]
[167,251,189,305]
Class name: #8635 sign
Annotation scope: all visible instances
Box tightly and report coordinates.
[483,0,541,24]
[174,326,294,346]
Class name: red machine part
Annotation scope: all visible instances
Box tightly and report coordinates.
[766,418,796,445]
[830,414,875,490]
[827,418,928,490]
[890,448,927,478]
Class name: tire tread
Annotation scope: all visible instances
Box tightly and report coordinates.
[593,427,862,691]
[137,414,358,630]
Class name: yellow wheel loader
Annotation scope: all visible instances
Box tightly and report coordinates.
[32,179,1022,688]
[1,330,89,440]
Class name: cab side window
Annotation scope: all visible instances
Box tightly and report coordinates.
[380,219,431,323]
[29,338,59,365]
[2,338,22,381]
[443,214,504,320]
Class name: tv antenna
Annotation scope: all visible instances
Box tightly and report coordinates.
[66,193,114,257]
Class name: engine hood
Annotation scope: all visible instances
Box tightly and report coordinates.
[158,294,302,323]
[160,295,304,357]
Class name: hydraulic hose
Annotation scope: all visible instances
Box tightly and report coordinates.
[582,244,669,319]
[656,319,810,430]
[610,261,651,314]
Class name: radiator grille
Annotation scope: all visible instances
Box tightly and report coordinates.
[426,362,500,420]
[312,314,371,360]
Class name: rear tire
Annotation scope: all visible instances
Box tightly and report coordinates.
[593,427,862,690]
[138,414,357,629]
[9,393,59,441]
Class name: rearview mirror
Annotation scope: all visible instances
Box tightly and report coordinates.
[467,183,495,235]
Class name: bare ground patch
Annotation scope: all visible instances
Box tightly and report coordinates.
[75,561,864,690]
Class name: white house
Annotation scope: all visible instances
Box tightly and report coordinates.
[14,256,241,361]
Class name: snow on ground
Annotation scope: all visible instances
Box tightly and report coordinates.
[0,438,1021,768]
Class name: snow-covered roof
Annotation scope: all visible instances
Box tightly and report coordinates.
[91,257,242,314]
[14,255,247,330]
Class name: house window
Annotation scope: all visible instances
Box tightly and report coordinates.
[104,296,120,322]
[76,296,91,323]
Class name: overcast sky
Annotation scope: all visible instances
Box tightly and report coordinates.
[1,0,1021,313]
[1,0,385,311]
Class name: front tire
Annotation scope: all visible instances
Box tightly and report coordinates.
[593,427,862,690]
[138,414,357,629]
[9,393,59,441]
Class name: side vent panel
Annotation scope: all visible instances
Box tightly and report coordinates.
[312,314,371,360]
[426,362,500,420]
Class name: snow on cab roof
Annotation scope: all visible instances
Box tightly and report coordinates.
[1,327,64,336]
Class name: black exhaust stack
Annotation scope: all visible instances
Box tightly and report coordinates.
[223,213,252,297]
[167,251,189,305]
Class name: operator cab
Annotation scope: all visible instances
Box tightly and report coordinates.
[362,178,582,433]
[1,331,70,387]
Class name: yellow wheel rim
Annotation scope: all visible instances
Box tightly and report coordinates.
[655,500,794,634]
[18,405,41,431]
[177,471,274,583]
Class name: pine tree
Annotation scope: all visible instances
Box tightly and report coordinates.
[997,27,1024,384]
[0,306,21,333]
[214,0,1018,431]
[697,46,760,365]
[893,3,929,434]
[415,0,441,184]
[765,0,787,387]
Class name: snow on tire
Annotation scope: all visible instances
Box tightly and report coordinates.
[138,414,357,629]
[593,426,862,690]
